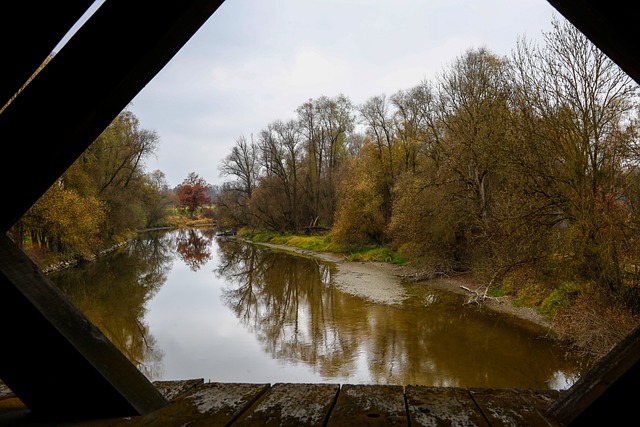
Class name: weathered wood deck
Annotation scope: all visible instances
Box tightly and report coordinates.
[0,379,564,426]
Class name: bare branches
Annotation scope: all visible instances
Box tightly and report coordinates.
[460,285,504,305]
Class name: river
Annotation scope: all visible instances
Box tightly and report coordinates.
[48,228,587,389]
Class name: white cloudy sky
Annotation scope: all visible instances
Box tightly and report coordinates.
[82,0,562,188]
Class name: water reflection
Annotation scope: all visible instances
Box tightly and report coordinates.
[49,230,174,378]
[50,229,586,388]
[214,238,585,388]
[175,227,215,271]
[216,240,344,376]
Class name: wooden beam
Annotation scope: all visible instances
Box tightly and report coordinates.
[546,0,640,85]
[0,0,225,419]
[0,0,226,232]
[0,233,168,418]
[546,324,640,425]
[0,0,94,107]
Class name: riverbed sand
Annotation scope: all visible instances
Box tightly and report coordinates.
[247,240,552,332]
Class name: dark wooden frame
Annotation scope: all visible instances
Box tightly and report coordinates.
[0,0,637,423]
[0,0,224,419]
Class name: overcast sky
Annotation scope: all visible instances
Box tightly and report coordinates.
[116,0,561,188]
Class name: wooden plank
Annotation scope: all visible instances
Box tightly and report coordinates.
[0,397,31,427]
[137,382,270,426]
[327,384,408,426]
[406,385,489,426]
[470,389,561,426]
[547,0,640,86]
[0,384,568,426]
[0,382,267,427]
[154,379,204,402]
[518,389,562,416]
[232,383,339,426]
[0,0,226,418]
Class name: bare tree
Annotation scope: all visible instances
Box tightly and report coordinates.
[219,134,259,199]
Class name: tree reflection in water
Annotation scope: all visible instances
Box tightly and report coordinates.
[214,238,585,388]
[214,239,358,380]
[50,231,586,388]
[175,227,215,271]
[49,231,175,380]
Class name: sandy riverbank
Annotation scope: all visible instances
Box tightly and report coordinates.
[247,240,553,332]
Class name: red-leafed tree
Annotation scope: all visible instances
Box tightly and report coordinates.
[175,172,212,217]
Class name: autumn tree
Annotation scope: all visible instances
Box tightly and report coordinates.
[90,110,158,196]
[389,171,467,273]
[296,94,354,226]
[217,96,354,233]
[62,108,162,235]
[175,172,212,217]
[343,82,442,247]
[10,108,166,263]
[385,83,461,270]
[18,181,107,257]
[140,170,175,226]
[220,135,259,199]
[358,94,397,223]
[389,81,439,173]
[437,48,512,224]
[332,151,386,245]
[215,182,254,231]
[509,17,639,290]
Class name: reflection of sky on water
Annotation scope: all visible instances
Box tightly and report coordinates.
[55,230,587,388]
[548,371,580,391]
[145,248,329,383]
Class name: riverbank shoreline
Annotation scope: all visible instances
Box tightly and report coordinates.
[246,239,554,334]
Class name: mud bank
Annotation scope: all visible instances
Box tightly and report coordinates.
[246,239,552,332]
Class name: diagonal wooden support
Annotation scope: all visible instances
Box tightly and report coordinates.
[546,0,640,85]
[0,233,168,418]
[547,323,640,425]
[0,0,94,107]
[0,0,226,233]
[0,0,225,419]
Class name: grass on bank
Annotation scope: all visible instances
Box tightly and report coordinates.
[245,231,406,265]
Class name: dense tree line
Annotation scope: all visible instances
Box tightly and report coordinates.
[9,109,174,261]
[216,17,640,311]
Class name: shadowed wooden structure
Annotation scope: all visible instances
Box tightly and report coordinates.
[0,0,638,425]
[1,379,566,426]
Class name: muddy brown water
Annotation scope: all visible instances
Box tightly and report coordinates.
[48,228,588,389]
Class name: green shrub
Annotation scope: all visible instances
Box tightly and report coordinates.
[488,287,508,298]
[539,281,582,318]
[251,232,279,243]
[513,281,549,308]
[346,247,405,264]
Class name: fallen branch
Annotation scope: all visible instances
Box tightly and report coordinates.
[460,285,503,305]
[401,269,465,282]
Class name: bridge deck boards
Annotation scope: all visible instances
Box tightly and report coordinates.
[0,379,564,426]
